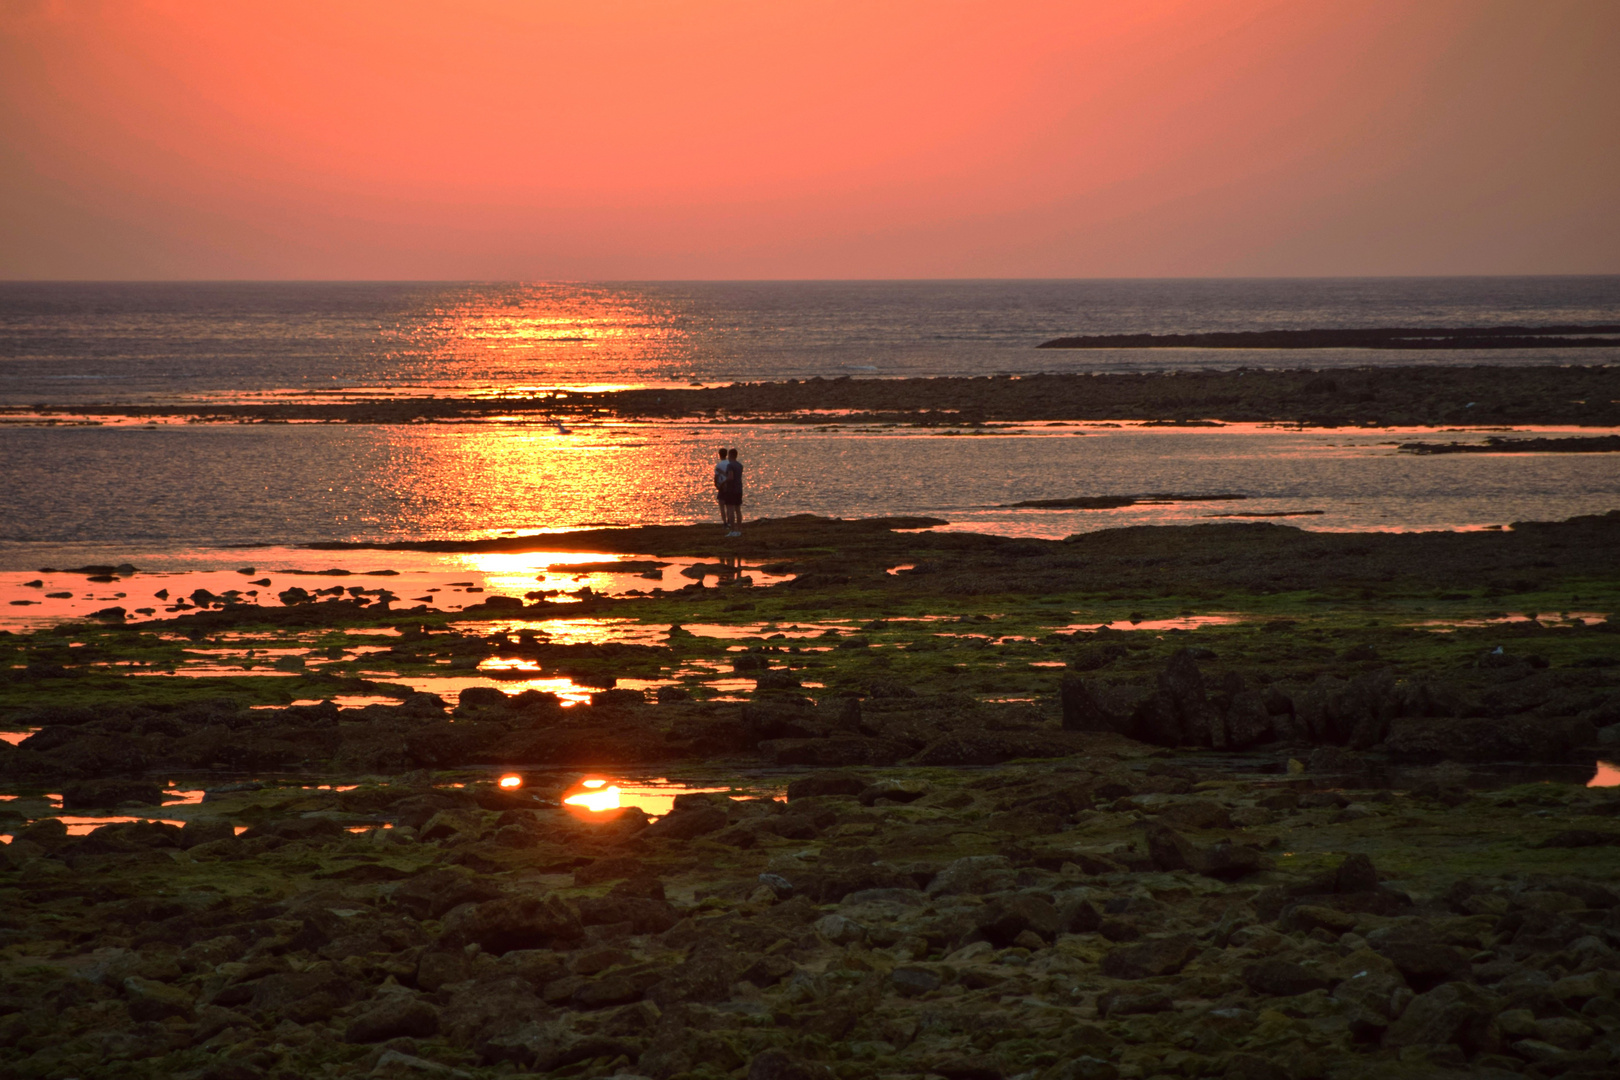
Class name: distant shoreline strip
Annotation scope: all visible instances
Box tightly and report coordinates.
[1037,325,1620,350]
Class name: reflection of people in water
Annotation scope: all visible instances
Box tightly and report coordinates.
[721,448,743,537]
[713,448,733,530]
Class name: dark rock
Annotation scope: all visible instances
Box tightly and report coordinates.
[122,975,194,1021]
[741,954,795,987]
[764,735,911,767]
[1535,829,1620,848]
[240,816,345,843]
[1100,934,1198,979]
[573,971,654,1009]
[248,970,359,1023]
[641,806,729,841]
[858,778,930,805]
[441,976,549,1049]
[1221,1053,1291,1080]
[180,817,237,849]
[12,817,69,851]
[1157,801,1232,831]
[1145,824,1269,879]
[576,895,680,935]
[891,964,944,996]
[1373,940,1472,992]
[416,950,473,992]
[458,686,511,710]
[748,1049,834,1080]
[977,893,1062,946]
[908,731,1085,766]
[1223,691,1274,749]
[1242,960,1338,997]
[1383,981,1503,1055]
[61,778,164,809]
[933,1057,1003,1080]
[1060,676,1133,735]
[1052,1057,1119,1080]
[1097,988,1173,1017]
[1061,897,1104,933]
[649,948,740,1006]
[345,996,440,1043]
[743,700,828,741]
[574,856,651,886]
[1386,713,1596,764]
[390,868,503,920]
[441,894,584,955]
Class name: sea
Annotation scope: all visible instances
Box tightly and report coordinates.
[2,278,1619,608]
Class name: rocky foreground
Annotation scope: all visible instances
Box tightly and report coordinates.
[3,746,1620,1080]
[3,513,1619,1079]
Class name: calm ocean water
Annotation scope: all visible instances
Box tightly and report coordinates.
[2,279,1618,572]
[3,278,1618,404]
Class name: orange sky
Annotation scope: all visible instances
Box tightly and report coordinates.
[2,0,1616,279]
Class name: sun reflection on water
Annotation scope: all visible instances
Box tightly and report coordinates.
[559,776,763,818]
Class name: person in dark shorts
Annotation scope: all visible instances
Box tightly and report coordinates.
[713,448,734,530]
[721,448,743,537]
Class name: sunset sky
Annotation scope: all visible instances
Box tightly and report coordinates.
[2,0,1616,280]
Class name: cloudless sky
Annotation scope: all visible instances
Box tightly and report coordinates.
[2,0,1616,279]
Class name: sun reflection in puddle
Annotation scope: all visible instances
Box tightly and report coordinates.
[558,776,777,818]
[0,730,39,746]
[1589,761,1620,788]
[683,622,853,639]
[1056,615,1244,632]
[56,815,186,835]
[0,551,792,630]
[1416,612,1610,630]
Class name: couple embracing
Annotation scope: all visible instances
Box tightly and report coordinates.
[713,447,744,538]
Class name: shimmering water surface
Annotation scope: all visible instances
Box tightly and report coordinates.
[2,421,1617,572]
[2,278,1618,576]
[4,278,1619,404]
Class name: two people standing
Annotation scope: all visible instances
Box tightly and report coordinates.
[713,447,744,537]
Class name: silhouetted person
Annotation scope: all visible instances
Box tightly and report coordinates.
[721,448,743,537]
[713,447,734,530]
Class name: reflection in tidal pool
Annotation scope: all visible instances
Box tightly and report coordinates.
[560,776,781,818]
[57,815,186,835]
[1589,761,1620,788]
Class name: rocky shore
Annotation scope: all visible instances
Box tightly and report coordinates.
[2,513,1619,1079]
[7,365,1620,428]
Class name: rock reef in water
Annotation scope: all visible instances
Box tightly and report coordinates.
[12,364,1620,427]
[1399,435,1620,455]
[1036,325,1620,349]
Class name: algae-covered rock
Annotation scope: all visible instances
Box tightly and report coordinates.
[1100,934,1198,979]
[441,893,584,955]
[344,994,440,1042]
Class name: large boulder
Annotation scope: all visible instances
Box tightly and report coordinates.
[1060,677,1133,736]
[1385,714,1596,764]
[1100,934,1199,979]
[345,996,440,1043]
[440,893,584,955]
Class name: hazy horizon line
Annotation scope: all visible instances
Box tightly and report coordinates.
[4,274,1619,286]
